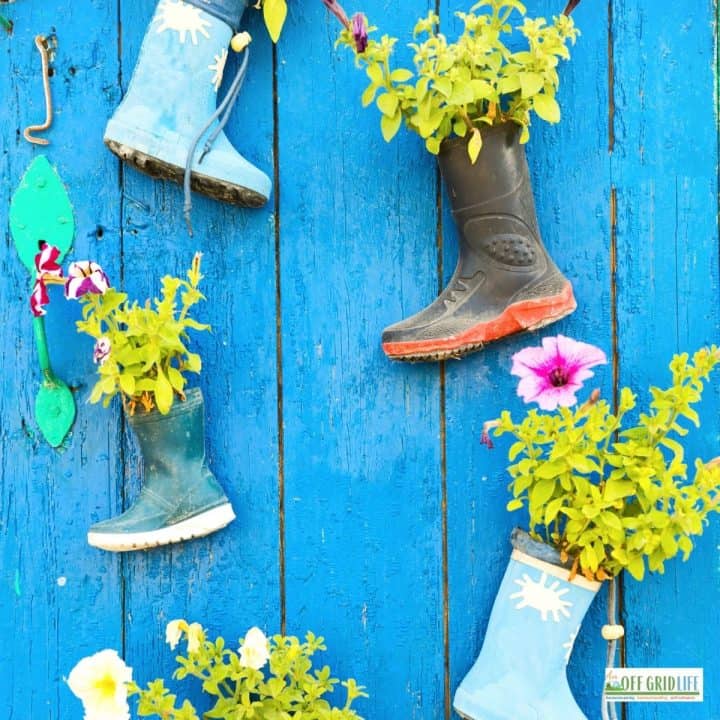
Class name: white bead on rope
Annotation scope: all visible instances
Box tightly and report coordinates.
[602,624,625,641]
[231,31,252,53]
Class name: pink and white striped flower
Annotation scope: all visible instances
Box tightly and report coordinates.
[30,242,64,317]
[30,278,51,317]
[93,337,111,365]
[65,261,110,300]
[35,242,63,278]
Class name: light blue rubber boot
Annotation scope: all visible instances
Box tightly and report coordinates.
[104,0,271,213]
[87,389,235,552]
[453,530,600,720]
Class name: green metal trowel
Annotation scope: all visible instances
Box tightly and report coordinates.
[10,156,76,447]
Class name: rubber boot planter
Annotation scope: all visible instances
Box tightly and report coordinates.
[382,123,576,362]
[104,0,271,209]
[88,389,235,552]
[453,529,599,720]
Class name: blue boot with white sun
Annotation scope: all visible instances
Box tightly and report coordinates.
[105,0,271,218]
[453,530,600,720]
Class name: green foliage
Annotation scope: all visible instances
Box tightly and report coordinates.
[255,0,288,43]
[75,254,210,416]
[128,625,368,719]
[493,347,720,582]
[337,0,579,162]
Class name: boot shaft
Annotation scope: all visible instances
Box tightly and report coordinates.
[184,0,247,30]
[483,531,600,679]
[439,123,533,215]
[439,123,546,270]
[128,387,209,486]
[117,0,245,129]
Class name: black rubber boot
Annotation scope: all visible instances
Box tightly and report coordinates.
[382,123,576,362]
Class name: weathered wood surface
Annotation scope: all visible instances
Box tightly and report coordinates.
[0,1,717,718]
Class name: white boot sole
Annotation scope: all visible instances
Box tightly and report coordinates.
[87,503,236,552]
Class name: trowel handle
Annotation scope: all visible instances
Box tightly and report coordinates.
[33,315,52,376]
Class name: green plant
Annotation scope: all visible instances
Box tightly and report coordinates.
[75,253,210,416]
[491,347,720,582]
[129,623,368,719]
[336,0,579,162]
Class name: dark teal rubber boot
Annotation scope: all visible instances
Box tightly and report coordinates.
[87,388,235,552]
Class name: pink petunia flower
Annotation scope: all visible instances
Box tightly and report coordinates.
[65,261,110,300]
[30,278,51,317]
[93,337,111,365]
[511,335,607,411]
[30,242,64,317]
[351,13,368,53]
[35,242,63,278]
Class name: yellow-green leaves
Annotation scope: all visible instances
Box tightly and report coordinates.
[262,0,287,43]
[627,555,645,582]
[391,68,414,83]
[377,92,399,117]
[154,370,174,415]
[495,346,720,582]
[335,1,579,162]
[467,128,483,163]
[533,93,561,123]
[519,71,544,97]
[129,627,368,719]
[76,254,211,416]
[381,112,402,142]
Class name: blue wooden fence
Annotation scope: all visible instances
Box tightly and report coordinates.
[0,1,718,718]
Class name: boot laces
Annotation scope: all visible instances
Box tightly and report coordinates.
[183,47,251,235]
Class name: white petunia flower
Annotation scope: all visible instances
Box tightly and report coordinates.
[165,619,186,650]
[186,622,205,654]
[239,627,270,670]
[67,649,133,720]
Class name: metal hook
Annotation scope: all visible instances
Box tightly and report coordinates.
[23,35,53,146]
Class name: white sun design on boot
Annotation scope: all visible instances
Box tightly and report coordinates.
[208,48,228,91]
[510,572,573,622]
[155,0,211,45]
[562,625,581,663]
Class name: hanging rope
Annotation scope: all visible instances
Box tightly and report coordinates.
[183,45,250,235]
[601,577,623,720]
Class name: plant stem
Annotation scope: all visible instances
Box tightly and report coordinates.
[458,107,475,132]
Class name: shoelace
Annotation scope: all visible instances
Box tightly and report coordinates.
[183,46,250,235]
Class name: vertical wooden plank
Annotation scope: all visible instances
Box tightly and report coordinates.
[116,0,280,696]
[0,2,123,718]
[444,1,613,715]
[277,2,445,717]
[613,2,720,719]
